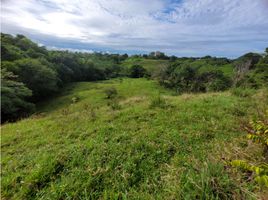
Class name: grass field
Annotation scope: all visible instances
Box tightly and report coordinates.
[1,78,267,199]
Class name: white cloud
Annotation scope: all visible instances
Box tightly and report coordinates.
[48,46,94,53]
[1,0,268,57]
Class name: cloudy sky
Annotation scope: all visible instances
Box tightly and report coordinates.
[1,0,268,57]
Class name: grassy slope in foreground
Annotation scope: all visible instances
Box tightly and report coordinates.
[1,78,267,199]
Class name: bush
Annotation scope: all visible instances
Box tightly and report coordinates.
[156,62,233,93]
[104,87,118,99]
[129,65,147,78]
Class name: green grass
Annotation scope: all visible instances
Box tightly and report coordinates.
[121,58,169,73]
[1,78,267,199]
[121,58,235,80]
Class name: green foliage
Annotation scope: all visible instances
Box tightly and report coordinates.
[1,69,35,122]
[3,58,58,100]
[104,87,118,99]
[247,119,268,151]
[231,160,268,187]
[234,52,268,88]
[1,33,126,122]
[155,49,267,94]
[1,44,26,61]
[158,63,231,93]
[129,65,147,78]
[198,70,232,92]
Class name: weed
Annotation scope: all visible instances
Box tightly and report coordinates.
[178,162,243,200]
[83,103,97,120]
[61,107,70,115]
[231,87,255,98]
[71,96,80,103]
[149,93,167,108]
[107,99,121,110]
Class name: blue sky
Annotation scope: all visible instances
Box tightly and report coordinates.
[2,0,268,57]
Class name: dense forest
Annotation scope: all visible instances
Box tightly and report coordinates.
[1,33,268,122]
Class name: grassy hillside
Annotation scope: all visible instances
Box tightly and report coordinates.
[120,57,169,72]
[121,57,235,78]
[1,78,268,199]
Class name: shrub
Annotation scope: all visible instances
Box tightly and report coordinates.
[129,65,147,78]
[231,160,268,188]
[104,87,118,99]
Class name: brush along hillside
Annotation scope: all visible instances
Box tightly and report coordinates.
[2,78,268,199]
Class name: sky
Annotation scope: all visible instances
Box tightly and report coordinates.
[1,0,268,57]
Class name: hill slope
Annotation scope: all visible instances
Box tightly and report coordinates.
[2,78,267,199]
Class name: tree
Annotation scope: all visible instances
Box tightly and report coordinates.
[169,56,177,62]
[1,69,35,122]
[3,58,58,100]
[172,65,197,92]
[129,65,147,78]
[1,44,26,61]
[197,70,232,92]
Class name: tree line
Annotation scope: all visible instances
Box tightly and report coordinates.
[155,51,268,93]
[1,33,267,122]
